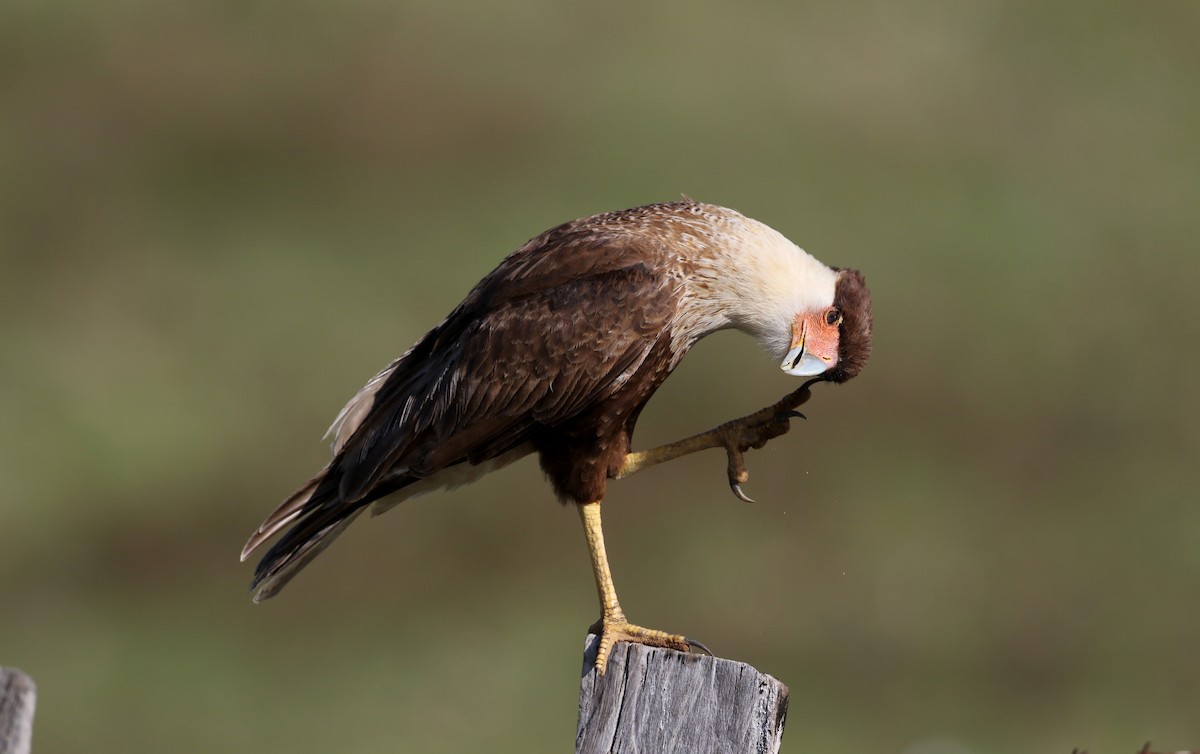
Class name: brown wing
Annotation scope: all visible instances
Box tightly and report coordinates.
[244,226,684,600]
[336,228,683,501]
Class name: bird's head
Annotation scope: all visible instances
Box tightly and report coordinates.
[779,268,872,383]
[674,203,872,383]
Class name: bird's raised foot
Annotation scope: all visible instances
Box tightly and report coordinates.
[717,380,820,502]
[717,407,802,503]
[589,617,691,675]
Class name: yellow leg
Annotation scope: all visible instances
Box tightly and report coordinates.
[577,501,689,674]
[614,381,817,501]
[615,429,725,479]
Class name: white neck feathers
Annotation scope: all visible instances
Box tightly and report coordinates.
[676,206,839,361]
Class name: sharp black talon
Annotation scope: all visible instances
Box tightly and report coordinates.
[730,482,755,503]
[685,637,714,656]
[782,410,806,420]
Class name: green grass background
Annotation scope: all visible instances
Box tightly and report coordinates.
[2,2,1197,752]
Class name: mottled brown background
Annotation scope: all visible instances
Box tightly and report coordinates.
[2,2,1197,752]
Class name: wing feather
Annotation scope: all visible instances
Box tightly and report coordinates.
[335,232,681,501]
[245,216,689,598]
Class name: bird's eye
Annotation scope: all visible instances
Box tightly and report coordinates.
[825,309,842,327]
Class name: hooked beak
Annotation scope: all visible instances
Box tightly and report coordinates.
[780,316,835,377]
[781,343,829,377]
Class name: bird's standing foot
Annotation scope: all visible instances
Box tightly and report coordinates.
[577,501,696,675]
[588,612,690,675]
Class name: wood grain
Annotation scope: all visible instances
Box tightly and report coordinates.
[0,667,35,754]
[576,634,789,754]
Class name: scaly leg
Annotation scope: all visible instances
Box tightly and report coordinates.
[577,500,689,674]
[615,379,820,502]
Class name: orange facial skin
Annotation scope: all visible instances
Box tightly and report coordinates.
[792,307,842,369]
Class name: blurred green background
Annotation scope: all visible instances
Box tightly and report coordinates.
[2,1,1197,752]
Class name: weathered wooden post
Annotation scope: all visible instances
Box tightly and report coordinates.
[576,634,789,753]
[0,667,36,754]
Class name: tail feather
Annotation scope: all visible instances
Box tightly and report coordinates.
[240,470,327,562]
[243,462,367,602]
[243,461,419,601]
[249,505,366,602]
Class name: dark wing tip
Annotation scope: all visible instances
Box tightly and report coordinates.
[242,465,360,601]
[239,472,326,563]
[248,507,365,602]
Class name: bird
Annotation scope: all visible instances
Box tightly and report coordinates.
[241,199,872,674]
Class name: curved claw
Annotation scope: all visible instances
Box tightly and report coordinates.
[685,637,715,656]
[714,382,827,505]
[730,481,755,503]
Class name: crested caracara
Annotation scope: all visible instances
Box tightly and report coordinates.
[242,199,872,673]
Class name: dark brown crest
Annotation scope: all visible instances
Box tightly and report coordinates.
[827,268,873,383]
